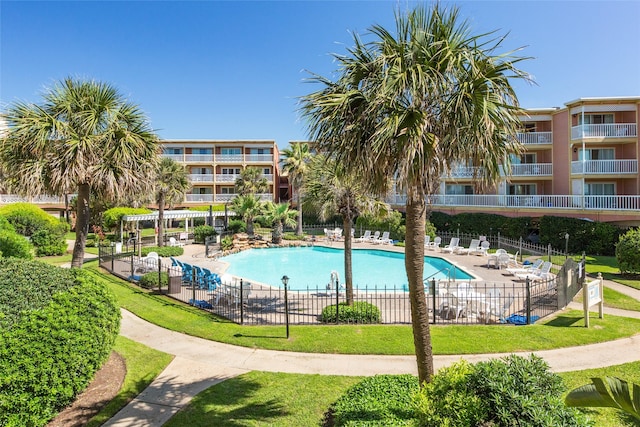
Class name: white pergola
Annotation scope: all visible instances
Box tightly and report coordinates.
[120,209,233,243]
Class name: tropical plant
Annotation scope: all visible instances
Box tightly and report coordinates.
[0,77,160,268]
[565,377,640,421]
[300,4,529,383]
[282,142,313,235]
[230,194,263,237]
[193,225,217,244]
[304,155,388,304]
[260,202,298,244]
[234,166,269,196]
[155,157,191,246]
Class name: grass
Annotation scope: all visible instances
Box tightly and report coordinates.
[86,336,173,426]
[84,265,640,356]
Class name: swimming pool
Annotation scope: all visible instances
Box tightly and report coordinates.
[218,246,473,291]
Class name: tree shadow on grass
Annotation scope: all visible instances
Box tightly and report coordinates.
[544,315,584,327]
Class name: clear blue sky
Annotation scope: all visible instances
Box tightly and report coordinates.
[2,1,639,148]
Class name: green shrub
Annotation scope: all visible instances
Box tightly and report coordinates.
[0,262,120,426]
[220,236,233,250]
[102,207,152,231]
[616,227,640,275]
[0,215,15,232]
[0,202,59,236]
[193,225,217,243]
[282,232,305,241]
[321,301,381,323]
[356,210,406,241]
[539,216,622,256]
[228,219,246,233]
[30,227,68,256]
[0,229,33,259]
[140,246,184,257]
[331,374,419,426]
[415,361,487,427]
[467,355,589,426]
[138,271,169,289]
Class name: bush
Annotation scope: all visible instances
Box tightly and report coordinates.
[283,232,305,241]
[193,225,217,244]
[0,261,120,426]
[415,361,486,427]
[356,210,406,241]
[0,204,69,256]
[227,219,246,233]
[102,207,152,231]
[321,301,381,323]
[138,271,169,289]
[140,246,184,257]
[616,227,640,275]
[414,355,590,427]
[539,216,623,256]
[30,226,68,256]
[331,374,419,426]
[220,236,233,250]
[0,229,33,259]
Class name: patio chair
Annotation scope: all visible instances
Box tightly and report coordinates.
[372,231,392,245]
[515,261,553,282]
[487,252,512,270]
[504,258,543,276]
[423,235,431,249]
[473,240,490,256]
[355,230,372,243]
[427,236,441,251]
[169,237,184,247]
[455,239,480,255]
[440,237,461,253]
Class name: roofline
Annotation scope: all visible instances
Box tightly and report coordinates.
[160,139,276,143]
[564,96,640,106]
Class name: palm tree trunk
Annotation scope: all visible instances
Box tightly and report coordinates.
[158,193,165,247]
[295,185,303,236]
[405,196,434,384]
[343,216,354,305]
[71,183,90,268]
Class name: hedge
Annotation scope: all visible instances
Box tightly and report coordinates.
[0,260,120,426]
[0,203,69,256]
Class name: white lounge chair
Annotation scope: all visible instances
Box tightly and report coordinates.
[455,239,480,255]
[427,236,441,251]
[515,261,553,282]
[488,252,513,269]
[169,237,184,247]
[373,231,392,245]
[441,237,461,253]
[368,231,380,243]
[423,235,431,249]
[473,240,490,256]
[505,258,543,276]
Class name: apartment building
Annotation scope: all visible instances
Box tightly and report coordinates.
[419,96,640,226]
[160,139,281,206]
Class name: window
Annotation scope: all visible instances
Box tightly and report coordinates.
[445,184,473,195]
[263,168,271,175]
[579,148,614,160]
[249,148,267,154]
[193,187,212,195]
[192,148,212,154]
[221,148,241,155]
[221,168,241,175]
[164,148,183,154]
[221,187,235,194]
[510,153,537,164]
[585,183,615,196]
[508,184,536,195]
[579,114,614,125]
[193,167,211,174]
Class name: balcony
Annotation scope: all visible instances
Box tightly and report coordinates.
[212,193,274,203]
[185,154,214,163]
[188,174,214,183]
[509,163,552,177]
[215,173,240,183]
[445,166,482,179]
[162,154,184,162]
[571,159,638,175]
[185,194,214,202]
[388,193,640,211]
[516,132,552,145]
[246,154,273,163]
[216,154,243,163]
[571,123,637,140]
[0,194,70,205]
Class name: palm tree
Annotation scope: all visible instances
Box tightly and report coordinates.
[230,194,263,237]
[0,77,160,268]
[300,4,529,383]
[304,155,389,305]
[235,166,269,197]
[282,142,312,235]
[261,202,297,244]
[155,157,191,246]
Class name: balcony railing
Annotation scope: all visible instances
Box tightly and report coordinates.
[212,193,274,203]
[215,154,273,163]
[516,132,552,145]
[509,163,553,176]
[215,174,240,183]
[245,154,273,162]
[188,174,214,183]
[0,194,71,205]
[162,154,184,162]
[571,159,638,174]
[388,194,640,211]
[571,123,637,140]
[216,154,243,163]
[445,166,482,179]
[185,154,214,163]
[185,194,214,202]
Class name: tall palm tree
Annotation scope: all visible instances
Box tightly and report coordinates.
[0,77,160,268]
[230,194,263,237]
[235,166,269,196]
[281,142,312,235]
[304,154,389,305]
[261,202,297,244]
[155,157,191,246]
[300,4,529,383]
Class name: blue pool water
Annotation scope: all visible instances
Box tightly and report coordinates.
[218,246,473,291]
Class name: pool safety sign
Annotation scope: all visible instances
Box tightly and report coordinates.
[583,273,604,328]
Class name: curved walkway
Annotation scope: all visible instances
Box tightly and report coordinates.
[103,244,640,426]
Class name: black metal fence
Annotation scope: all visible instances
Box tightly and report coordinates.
[98,246,560,326]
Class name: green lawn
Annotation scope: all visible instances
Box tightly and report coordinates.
[87,336,173,426]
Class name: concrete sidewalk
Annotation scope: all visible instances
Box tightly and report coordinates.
[105,306,640,427]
